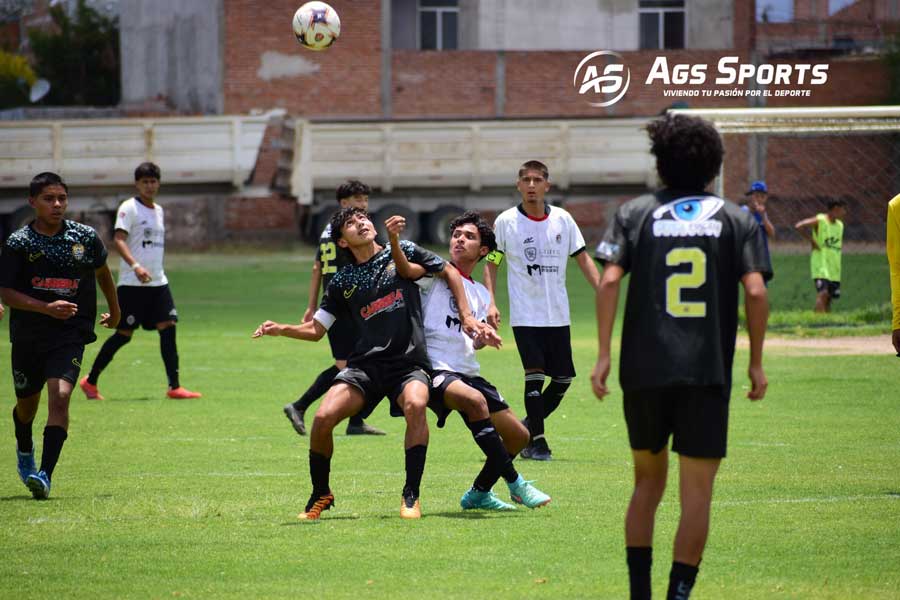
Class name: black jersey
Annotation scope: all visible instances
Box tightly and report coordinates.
[0,220,108,348]
[315,223,356,289]
[595,190,771,393]
[315,241,445,369]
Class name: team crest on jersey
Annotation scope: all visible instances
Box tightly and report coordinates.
[555,233,562,243]
[143,228,153,239]
[72,243,85,260]
[524,247,537,262]
[449,295,459,314]
[652,196,724,238]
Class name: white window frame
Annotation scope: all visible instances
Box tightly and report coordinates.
[417,0,459,51]
[639,1,688,50]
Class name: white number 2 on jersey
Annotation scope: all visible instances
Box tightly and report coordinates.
[665,247,707,318]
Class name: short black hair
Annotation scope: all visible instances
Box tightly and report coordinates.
[518,160,549,180]
[135,162,161,181]
[336,180,371,203]
[648,114,723,190]
[827,198,848,210]
[330,206,369,244]
[29,172,68,197]
[449,210,496,259]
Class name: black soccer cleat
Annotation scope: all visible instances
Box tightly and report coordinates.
[283,404,306,436]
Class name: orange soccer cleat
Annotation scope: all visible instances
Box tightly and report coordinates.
[166,387,202,399]
[79,376,104,400]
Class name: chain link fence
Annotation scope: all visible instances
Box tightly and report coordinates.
[674,107,900,247]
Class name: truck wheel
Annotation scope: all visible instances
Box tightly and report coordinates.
[425,206,465,245]
[373,204,420,243]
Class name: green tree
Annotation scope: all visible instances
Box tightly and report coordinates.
[28,0,119,105]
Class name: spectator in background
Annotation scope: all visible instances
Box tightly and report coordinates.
[887,194,900,355]
[743,181,775,271]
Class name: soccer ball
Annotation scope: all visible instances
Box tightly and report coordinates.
[292,2,341,51]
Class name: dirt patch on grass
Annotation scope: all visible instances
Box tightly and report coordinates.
[737,335,892,356]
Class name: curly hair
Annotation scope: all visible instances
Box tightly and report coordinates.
[330,206,369,244]
[647,114,723,191]
[336,180,371,203]
[449,210,496,259]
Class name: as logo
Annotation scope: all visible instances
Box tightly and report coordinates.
[652,196,724,238]
[574,51,630,107]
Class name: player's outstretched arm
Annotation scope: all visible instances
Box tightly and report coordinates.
[592,264,623,400]
[303,261,323,323]
[483,261,501,329]
[0,287,78,320]
[742,271,769,400]
[252,318,327,341]
[794,216,820,250]
[95,264,120,329]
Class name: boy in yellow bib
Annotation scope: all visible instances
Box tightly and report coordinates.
[795,199,847,313]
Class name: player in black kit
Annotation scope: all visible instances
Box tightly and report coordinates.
[0,172,120,499]
[283,180,384,436]
[592,114,771,600]
[254,207,492,520]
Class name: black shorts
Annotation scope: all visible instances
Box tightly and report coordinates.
[428,370,509,428]
[512,326,576,378]
[326,318,356,361]
[814,278,841,299]
[333,360,431,419]
[623,385,730,459]
[11,341,85,398]
[118,285,178,330]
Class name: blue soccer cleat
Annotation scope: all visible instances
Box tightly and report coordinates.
[508,475,551,509]
[25,470,50,500]
[16,448,36,484]
[460,487,516,511]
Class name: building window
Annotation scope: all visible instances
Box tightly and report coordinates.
[419,0,458,50]
[639,0,685,50]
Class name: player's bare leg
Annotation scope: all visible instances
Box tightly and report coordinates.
[814,290,830,313]
[395,381,430,518]
[625,448,668,600]
[300,383,365,520]
[490,409,530,456]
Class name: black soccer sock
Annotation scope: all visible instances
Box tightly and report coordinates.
[467,419,514,491]
[87,332,131,385]
[403,444,428,499]
[12,407,33,454]
[666,561,699,600]
[523,373,546,439]
[39,426,68,480]
[309,450,331,497]
[626,546,653,600]
[159,326,180,389]
[348,414,364,427]
[293,365,340,412]
[542,377,572,419]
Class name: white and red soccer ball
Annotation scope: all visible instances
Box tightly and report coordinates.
[292,2,341,51]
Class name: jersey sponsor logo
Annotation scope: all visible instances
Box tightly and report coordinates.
[27,251,44,262]
[13,369,27,390]
[31,276,79,296]
[360,289,405,320]
[652,196,724,238]
[343,285,357,299]
[526,264,560,277]
[72,243,85,260]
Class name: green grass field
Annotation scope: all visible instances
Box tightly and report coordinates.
[1,249,898,599]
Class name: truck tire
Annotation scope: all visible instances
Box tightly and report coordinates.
[373,204,420,243]
[425,206,465,245]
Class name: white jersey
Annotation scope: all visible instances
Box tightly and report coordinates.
[493,204,585,327]
[420,271,491,377]
[114,197,167,287]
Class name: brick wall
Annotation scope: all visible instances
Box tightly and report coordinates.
[224,194,298,234]
[393,51,496,118]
